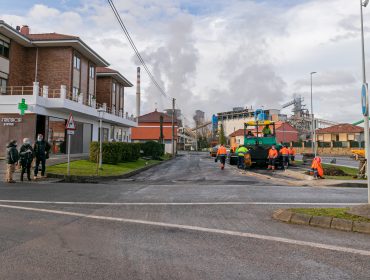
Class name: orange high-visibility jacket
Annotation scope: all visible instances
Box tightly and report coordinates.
[268,149,278,158]
[280,147,289,156]
[217,146,227,156]
[311,158,324,177]
[289,147,296,155]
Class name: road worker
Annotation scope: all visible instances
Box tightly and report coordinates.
[267,145,278,171]
[280,145,290,170]
[262,125,272,137]
[288,146,296,162]
[311,156,324,179]
[216,144,228,170]
[236,145,248,169]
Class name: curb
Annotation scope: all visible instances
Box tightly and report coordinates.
[272,209,370,235]
[47,158,173,183]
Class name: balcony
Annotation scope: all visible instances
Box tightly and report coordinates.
[0,83,137,127]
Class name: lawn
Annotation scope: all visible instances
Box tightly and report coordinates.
[47,159,160,176]
[291,208,370,223]
[321,163,360,180]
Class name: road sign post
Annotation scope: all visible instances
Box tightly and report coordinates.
[65,114,76,176]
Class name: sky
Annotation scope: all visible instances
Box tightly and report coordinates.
[1,0,369,125]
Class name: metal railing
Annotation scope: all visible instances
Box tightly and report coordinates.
[1,86,34,95]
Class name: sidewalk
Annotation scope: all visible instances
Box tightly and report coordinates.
[0,153,89,182]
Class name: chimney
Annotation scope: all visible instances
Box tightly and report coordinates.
[136,66,141,118]
[16,26,21,32]
[20,25,30,36]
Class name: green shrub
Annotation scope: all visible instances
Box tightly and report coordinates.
[90,142,141,164]
[141,141,165,160]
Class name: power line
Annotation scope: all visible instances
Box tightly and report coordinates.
[107,0,170,99]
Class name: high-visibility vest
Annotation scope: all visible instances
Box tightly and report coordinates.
[237,147,248,156]
[217,146,227,156]
[280,147,289,156]
[268,149,278,158]
[289,148,296,155]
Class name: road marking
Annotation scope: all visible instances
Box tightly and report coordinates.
[0,203,369,257]
[0,200,364,206]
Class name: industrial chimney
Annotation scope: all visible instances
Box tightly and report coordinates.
[136,66,141,119]
[20,25,30,36]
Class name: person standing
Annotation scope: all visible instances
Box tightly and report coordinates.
[280,145,290,170]
[5,140,19,183]
[33,134,51,179]
[19,138,34,181]
[288,146,296,162]
[236,145,248,169]
[216,144,227,170]
[267,145,278,172]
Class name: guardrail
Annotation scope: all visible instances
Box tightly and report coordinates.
[1,86,34,95]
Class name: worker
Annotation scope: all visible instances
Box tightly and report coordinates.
[216,144,228,170]
[280,145,290,170]
[262,125,271,137]
[247,130,254,138]
[267,145,279,171]
[311,156,324,179]
[236,145,248,169]
[288,146,296,162]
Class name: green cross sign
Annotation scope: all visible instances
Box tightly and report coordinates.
[18,98,28,116]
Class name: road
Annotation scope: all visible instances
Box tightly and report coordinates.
[295,154,358,168]
[0,152,369,279]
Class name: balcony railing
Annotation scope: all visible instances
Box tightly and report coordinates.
[1,86,34,95]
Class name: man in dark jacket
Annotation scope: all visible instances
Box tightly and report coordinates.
[19,138,34,181]
[33,134,51,179]
[6,140,19,183]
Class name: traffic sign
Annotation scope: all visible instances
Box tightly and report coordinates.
[362,83,368,116]
[66,113,76,130]
[67,130,75,135]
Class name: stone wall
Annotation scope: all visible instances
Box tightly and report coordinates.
[295,147,357,156]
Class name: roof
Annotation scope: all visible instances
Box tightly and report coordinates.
[138,110,178,123]
[316,123,364,134]
[96,67,133,87]
[229,129,244,137]
[0,21,109,67]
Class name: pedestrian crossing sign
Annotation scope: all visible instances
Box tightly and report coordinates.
[66,113,76,130]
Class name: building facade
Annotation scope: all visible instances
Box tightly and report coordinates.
[0,21,136,156]
[316,124,364,147]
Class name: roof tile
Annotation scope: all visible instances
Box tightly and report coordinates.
[316,123,363,134]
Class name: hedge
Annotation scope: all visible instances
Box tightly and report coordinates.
[90,142,141,164]
[140,141,165,160]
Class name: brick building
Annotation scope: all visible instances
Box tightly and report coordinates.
[131,110,178,154]
[316,124,364,146]
[0,21,136,156]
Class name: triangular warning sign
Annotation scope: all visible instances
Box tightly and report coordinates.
[66,114,76,130]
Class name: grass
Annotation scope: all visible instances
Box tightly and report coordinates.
[291,208,370,223]
[321,163,360,180]
[47,159,160,176]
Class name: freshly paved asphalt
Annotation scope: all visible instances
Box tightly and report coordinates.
[0,152,369,280]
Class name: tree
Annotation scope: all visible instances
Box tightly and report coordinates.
[219,123,226,145]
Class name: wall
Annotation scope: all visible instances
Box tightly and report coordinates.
[8,40,28,86]
[0,113,37,157]
[96,76,112,107]
[295,147,356,156]
[276,123,299,143]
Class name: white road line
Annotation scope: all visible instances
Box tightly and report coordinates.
[0,203,369,257]
[0,200,364,206]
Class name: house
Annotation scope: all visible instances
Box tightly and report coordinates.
[96,67,134,142]
[228,122,299,147]
[0,21,137,156]
[316,124,364,146]
[131,110,178,154]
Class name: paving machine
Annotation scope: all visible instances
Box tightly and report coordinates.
[243,120,281,168]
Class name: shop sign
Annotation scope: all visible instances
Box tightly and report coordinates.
[1,117,22,126]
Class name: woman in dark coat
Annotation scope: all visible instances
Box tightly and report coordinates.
[19,138,34,181]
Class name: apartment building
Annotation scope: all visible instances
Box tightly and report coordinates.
[0,21,136,156]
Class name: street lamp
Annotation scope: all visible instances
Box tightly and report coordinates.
[310,71,317,156]
[360,0,370,204]
[97,107,106,169]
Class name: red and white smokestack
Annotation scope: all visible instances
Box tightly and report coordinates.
[136,66,141,118]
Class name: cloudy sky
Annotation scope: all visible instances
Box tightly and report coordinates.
[1,0,369,125]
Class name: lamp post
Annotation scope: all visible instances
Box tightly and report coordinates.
[97,107,105,169]
[310,71,317,156]
[360,0,370,204]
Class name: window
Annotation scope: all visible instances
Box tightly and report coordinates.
[0,40,9,58]
[72,87,79,101]
[89,65,95,79]
[73,55,81,70]
[112,83,116,107]
[0,78,7,94]
[120,87,124,110]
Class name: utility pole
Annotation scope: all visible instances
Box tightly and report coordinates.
[172,98,176,156]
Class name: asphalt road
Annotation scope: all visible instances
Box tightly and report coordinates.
[0,152,369,280]
[295,154,358,168]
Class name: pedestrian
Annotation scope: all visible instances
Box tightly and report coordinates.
[280,145,290,170]
[237,145,248,169]
[289,146,296,162]
[311,156,324,179]
[19,138,34,181]
[5,140,19,183]
[216,144,227,170]
[267,145,278,172]
[33,134,51,179]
